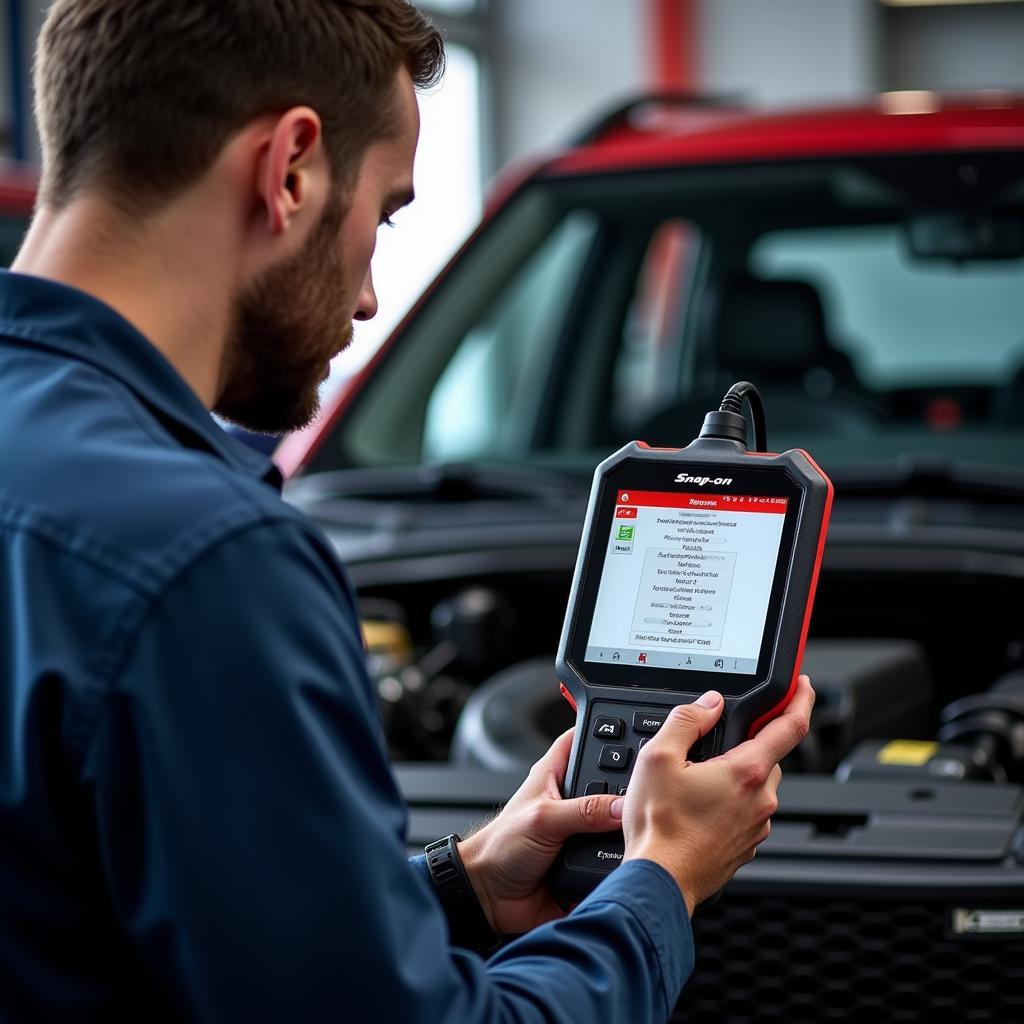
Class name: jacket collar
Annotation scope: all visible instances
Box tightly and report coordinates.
[0,270,282,490]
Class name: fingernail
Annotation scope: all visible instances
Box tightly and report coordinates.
[696,690,722,708]
[610,797,624,819]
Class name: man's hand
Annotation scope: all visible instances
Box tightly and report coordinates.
[623,675,814,915]
[457,728,623,936]
[457,674,813,933]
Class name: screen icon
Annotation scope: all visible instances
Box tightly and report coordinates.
[714,658,724,669]
[638,652,648,664]
[616,525,635,541]
[611,651,621,661]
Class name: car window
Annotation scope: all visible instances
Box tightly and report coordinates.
[610,219,701,439]
[324,154,1024,478]
[422,210,599,461]
[750,225,1024,389]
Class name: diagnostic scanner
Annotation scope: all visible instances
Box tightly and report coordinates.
[548,382,833,906]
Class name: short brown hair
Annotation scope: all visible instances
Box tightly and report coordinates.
[34,0,444,212]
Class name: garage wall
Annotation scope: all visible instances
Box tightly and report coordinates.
[489,0,645,167]
[488,0,890,166]
[883,2,1024,92]
[699,0,883,107]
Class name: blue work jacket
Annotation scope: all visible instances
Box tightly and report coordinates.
[0,270,694,1022]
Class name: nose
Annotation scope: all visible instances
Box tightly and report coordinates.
[354,267,378,322]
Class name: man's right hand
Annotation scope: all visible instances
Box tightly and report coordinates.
[622,674,814,916]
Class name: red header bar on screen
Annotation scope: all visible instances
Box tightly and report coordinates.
[617,490,788,514]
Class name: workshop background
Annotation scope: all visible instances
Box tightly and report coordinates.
[1,0,1022,396]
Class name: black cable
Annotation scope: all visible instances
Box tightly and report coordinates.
[696,380,768,452]
[719,381,767,453]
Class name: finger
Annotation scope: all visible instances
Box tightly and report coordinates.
[538,793,625,842]
[543,727,576,767]
[529,727,576,789]
[647,691,725,760]
[726,675,813,775]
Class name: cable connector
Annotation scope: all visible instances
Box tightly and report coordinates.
[697,380,768,453]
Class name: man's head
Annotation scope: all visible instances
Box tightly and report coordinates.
[33,1,444,433]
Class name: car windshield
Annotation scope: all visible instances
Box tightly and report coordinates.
[324,151,1024,484]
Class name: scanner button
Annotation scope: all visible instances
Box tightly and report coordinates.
[617,785,628,796]
[584,780,609,795]
[633,711,668,734]
[598,745,631,771]
[593,716,624,740]
[638,736,651,750]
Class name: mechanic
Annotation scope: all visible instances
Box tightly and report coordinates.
[0,2,813,1021]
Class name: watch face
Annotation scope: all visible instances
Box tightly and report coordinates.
[568,459,803,695]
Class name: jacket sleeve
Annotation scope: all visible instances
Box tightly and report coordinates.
[81,518,694,1023]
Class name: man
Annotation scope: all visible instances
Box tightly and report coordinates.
[0,2,813,1021]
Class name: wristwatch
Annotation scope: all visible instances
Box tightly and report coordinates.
[424,833,499,953]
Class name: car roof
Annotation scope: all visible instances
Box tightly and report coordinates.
[0,161,38,217]
[544,93,1024,177]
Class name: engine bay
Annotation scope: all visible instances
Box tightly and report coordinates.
[356,558,1024,787]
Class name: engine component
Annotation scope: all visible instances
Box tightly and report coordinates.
[430,587,518,673]
[937,669,1024,783]
[837,670,1024,784]
[450,658,573,771]
[834,738,997,783]
[362,596,470,760]
[798,639,932,773]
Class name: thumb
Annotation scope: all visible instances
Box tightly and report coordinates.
[540,792,625,842]
[651,691,724,758]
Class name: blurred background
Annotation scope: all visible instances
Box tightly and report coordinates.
[1,0,1023,398]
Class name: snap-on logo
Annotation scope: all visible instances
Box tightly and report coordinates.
[597,850,624,862]
[674,473,733,487]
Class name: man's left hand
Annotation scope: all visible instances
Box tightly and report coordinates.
[456,728,622,936]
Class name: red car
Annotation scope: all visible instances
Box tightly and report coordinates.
[281,94,1024,1023]
[0,164,36,264]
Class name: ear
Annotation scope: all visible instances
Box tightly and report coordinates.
[256,106,326,235]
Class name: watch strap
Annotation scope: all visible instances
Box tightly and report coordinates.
[424,833,499,953]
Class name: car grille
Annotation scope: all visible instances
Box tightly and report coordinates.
[674,891,1024,1023]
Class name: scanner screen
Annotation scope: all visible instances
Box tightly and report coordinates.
[584,489,789,675]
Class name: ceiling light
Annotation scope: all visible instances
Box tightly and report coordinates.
[879,91,942,115]
[881,1,1024,8]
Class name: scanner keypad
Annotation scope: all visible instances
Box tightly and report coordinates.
[577,699,722,798]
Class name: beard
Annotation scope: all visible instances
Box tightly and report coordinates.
[215,194,353,435]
